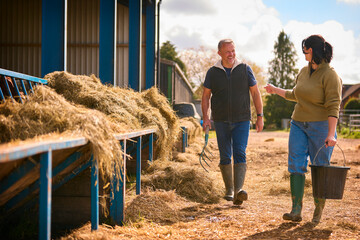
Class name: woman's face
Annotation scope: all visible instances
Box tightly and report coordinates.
[303,47,312,63]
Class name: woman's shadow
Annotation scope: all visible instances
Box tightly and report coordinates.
[243,222,332,239]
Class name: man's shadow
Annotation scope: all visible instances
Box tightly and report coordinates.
[243,222,332,239]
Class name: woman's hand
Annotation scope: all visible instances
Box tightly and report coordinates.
[264,84,276,94]
[325,135,337,147]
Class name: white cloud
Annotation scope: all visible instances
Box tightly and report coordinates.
[162,0,216,16]
[284,20,360,84]
[160,0,360,84]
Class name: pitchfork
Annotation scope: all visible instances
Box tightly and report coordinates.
[199,125,213,172]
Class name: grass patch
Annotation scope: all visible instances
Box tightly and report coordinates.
[339,127,360,139]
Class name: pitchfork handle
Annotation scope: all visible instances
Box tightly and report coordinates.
[205,125,209,135]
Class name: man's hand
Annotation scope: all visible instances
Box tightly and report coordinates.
[202,118,211,131]
[256,116,264,132]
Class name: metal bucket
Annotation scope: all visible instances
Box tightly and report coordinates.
[309,144,350,199]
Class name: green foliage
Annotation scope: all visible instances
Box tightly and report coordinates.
[344,98,360,110]
[160,41,187,76]
[339,127,360,139]
[264,30,299,128]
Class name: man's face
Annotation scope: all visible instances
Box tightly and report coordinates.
[218,43,236,66]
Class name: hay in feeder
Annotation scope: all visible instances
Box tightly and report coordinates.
[45,71,180,160]
[179,117,202,144]
[0,86,123,182]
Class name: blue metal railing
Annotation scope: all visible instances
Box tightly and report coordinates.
[0,68,157,240]
[0,68,47,103]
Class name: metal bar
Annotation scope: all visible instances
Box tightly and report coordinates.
[5,151,84,210]
[91,155,99,231]
[110,141,126,225]
[41,0,67,77]
[52,151,83,176]
[136,136,142,195]
[3,76,14,102]
[128,0,142,91]
[149,133,153,162]
[28,81,35,94]
[113,128,156,141]
[10,77,23,103]
[99,0,117,85]
[0,137,87,163]
[39,150,52,240]
[0,158,38,195]
[19,79,29,97]
[181,127,186,153]
[186,128,188,147]
[118,140,126,225]
[0,68,48,85]
[52,159,91,191]
[0,86,4,102]
[145,1,156,89]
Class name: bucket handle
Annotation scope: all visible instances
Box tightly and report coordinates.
[313,144,346,167]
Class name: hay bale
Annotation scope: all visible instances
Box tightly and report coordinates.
[179,117,202,144]
[0,86,123,182]
[142,161,222,204]
[125,190,183,224]
[45,71,180,161]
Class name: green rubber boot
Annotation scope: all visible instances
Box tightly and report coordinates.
[283,174,305,222]
[312,197,326,225]
[219,164,234,201]
[233,163,247,205]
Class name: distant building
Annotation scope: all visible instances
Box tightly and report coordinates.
[159,58,194,104]
[341,83,360,109]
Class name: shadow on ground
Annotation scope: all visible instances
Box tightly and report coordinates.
[244,222,332,239]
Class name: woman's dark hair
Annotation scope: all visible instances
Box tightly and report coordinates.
[302,35,333,64]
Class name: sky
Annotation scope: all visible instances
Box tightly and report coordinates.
[159,0,360,85]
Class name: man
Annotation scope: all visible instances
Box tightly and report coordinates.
[201,39,263,205]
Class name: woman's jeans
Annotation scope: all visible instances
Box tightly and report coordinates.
[214,121,250,165]
[288,120,336,174]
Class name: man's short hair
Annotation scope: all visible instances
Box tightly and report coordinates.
[218,39,234,51]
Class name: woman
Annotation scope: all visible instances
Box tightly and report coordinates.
[265,35,342,224]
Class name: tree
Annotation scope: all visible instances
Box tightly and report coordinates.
[264,30,299,128]
[160,41,187,76]
[344,98,360,111]
[179,47,218,89]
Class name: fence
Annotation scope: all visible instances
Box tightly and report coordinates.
[338,109,360,131]
[349,114,360,133]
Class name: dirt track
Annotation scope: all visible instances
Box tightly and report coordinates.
[62,131,360,240]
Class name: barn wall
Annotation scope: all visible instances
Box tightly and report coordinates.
[0,0,42,77]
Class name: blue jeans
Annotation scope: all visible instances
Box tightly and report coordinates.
[214,121,250,165]
[288,120,335,174]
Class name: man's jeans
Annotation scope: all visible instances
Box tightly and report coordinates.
[214,121,250,165]
[288,120,335,174]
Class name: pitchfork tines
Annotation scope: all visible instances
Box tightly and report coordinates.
[199,125,213,172]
